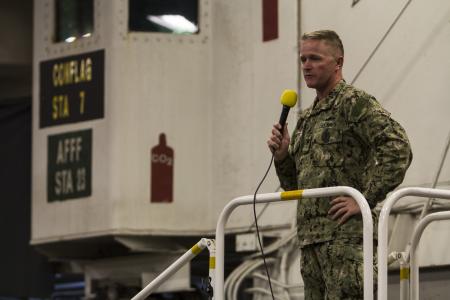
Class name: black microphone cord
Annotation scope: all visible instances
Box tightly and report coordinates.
[252,153,276,300]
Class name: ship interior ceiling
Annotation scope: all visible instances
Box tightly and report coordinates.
[1,0,450,299]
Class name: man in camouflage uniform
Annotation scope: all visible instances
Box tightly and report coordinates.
[267,30,412,299]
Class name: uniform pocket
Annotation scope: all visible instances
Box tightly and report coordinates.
[311,127,344,167]
[291,129,311,155]
[326,240,364,298]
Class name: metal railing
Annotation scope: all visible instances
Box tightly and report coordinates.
[132,238,215,300]
[215,186,374,300]
[377,187,450,300]
[409,211,450,300]
[132,186,374,300]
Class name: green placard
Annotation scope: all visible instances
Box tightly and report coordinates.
[47,129,92,202]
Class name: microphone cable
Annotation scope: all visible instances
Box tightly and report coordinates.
[251,89,296,300]
[252,153,276,300]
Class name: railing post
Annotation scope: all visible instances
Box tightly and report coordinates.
[399,261,410,300]
[207,239,216,300]
[409,211,450,300]
[377,187,450,300]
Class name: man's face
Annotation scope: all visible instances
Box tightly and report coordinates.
[299,39,341,93]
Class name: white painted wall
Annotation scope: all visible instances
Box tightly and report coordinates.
[300,0,450,269]
[209,0,298,230]
[31,0,298,243]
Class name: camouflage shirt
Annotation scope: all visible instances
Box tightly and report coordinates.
[275,80,412,247]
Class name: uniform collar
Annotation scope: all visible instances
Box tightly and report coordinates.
[310,80,347,116]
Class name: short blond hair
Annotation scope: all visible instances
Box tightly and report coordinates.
[301,30,344,57]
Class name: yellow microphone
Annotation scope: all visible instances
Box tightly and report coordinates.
[278,89,298,129]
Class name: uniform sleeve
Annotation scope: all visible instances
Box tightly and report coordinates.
[274,118,302,191]
[347,95,412,207]
[274,154,297,191]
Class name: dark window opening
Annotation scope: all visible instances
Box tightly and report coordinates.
[55,0,94,43]
[129,0,199,34]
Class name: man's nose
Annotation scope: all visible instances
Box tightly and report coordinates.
[302,61,311,70]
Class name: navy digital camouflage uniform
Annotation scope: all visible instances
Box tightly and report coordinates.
[275,80,412,299]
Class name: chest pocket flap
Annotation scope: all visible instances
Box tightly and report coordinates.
[312,127,344,167]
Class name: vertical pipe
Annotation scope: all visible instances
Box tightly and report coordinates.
[378,188,410,300]
[399,262,410,300]
[345,188,374,300]
[215,194,281,300]
[208,240,216,300]
[409,211,450,300]
[378,188,450,300]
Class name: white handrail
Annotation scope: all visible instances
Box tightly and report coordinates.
[377,187,450,300]
[215,186,373,300]
[132,238,212,300]
[409,211,450,300]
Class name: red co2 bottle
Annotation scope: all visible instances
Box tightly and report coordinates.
[151,133,174,203]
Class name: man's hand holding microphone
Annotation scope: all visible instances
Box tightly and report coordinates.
[267,90,297,162]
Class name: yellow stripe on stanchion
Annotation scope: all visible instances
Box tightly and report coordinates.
[209,257,216,269]
[191,244,202,255]
[400,267,410,280]
[281,190,304,200]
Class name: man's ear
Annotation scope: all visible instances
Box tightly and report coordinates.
[336,56,344,69]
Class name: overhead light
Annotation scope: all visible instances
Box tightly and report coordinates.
[82,32,92,37]
[65,36,76,43]
[147,15,198,34]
